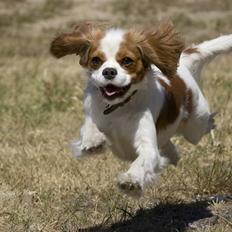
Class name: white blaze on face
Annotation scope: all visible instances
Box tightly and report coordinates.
[90,29,132,89]
[100,28,125,58]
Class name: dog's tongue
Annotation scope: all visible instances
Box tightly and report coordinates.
[104,85,120,96]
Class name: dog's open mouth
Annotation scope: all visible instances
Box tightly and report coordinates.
[100,84,131,100]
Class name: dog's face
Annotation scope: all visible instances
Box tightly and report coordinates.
[50,21,184,103]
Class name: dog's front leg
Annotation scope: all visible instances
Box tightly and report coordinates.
[72,115,106,157]
[71,90,106,157]
[117,111,167,197]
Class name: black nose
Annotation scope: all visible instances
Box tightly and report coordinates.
[102,68,117,80]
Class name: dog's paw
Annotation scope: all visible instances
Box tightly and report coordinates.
[71,139,105,158]
[117,173,143,197]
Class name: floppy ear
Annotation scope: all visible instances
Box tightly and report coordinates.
[50,33,90,58]
[138,22,184,77]
[50,22,96,66]
[50,21,109,66]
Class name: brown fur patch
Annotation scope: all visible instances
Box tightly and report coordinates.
[88,48,106,70]
[84,30,107,69]
[156,76,192,131]
[143,23,184,77]
[132,22,185,78]
[116,31,148,83]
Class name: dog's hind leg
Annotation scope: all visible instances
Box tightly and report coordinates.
[179,87,217,145]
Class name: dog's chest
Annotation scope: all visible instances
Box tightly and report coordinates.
[92,103,139,160]
[90,82,183,159]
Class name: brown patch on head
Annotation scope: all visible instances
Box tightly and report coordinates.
[156,75,193,131]
[50,21,107,67]
[84,30,107,70]
[114,22,184,84]
[116,31,148,83]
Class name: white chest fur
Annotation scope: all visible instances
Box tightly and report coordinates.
[88,74,175,161]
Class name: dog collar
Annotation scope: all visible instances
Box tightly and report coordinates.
[103,90,138,115]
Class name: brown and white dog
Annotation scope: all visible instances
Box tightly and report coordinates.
[50,21,232,196]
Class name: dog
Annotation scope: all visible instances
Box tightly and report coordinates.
[50,21,232,196]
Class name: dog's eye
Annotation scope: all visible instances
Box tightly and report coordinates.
[121,57,134,66]
[91,56,102,66]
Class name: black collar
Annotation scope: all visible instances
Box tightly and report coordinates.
[103,90,138,115]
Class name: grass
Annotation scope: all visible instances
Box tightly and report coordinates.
[0,0,72,28]
[0,0,232,231]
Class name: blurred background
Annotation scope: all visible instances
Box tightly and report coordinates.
[0,0,232,231]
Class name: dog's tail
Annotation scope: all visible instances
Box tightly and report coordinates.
[180,34,232,83]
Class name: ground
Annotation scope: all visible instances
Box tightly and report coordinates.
[0,0,232,231]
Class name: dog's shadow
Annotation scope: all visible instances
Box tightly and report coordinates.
[79,200,214,232]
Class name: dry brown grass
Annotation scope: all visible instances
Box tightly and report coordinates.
[0,0,232,231]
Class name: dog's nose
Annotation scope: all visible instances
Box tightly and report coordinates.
[102,68,117,80]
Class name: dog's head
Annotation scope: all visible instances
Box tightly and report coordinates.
[50,21,184,103]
